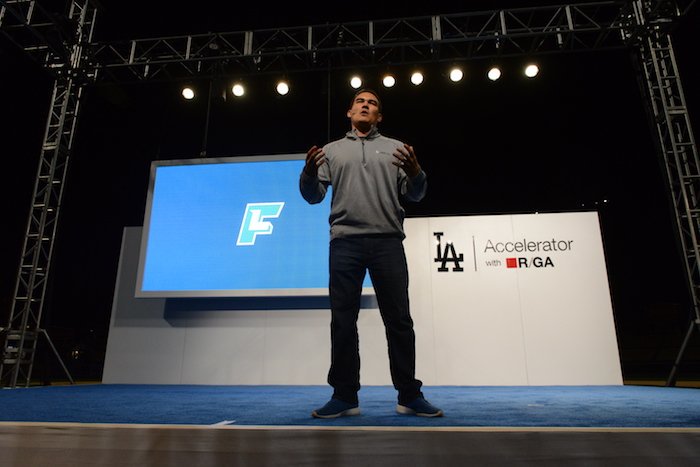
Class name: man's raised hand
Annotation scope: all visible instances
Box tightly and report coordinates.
[305,145,326,177]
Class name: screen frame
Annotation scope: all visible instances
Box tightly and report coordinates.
[134,153,374,298]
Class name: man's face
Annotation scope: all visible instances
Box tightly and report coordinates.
[347,91,383,130]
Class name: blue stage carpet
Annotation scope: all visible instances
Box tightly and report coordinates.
[1,384,699,428]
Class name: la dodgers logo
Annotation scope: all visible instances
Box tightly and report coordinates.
[433,232,464,272]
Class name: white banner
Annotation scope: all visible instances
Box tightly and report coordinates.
[405,211,623,385]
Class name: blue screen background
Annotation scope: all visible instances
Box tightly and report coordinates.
[140,158,372,293]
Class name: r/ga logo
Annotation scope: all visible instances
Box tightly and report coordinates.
[236,202,285,246]
[506,257,554,268]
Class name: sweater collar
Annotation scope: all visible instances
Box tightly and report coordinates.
[346,126,380,140]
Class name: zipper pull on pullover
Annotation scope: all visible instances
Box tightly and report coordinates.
[361,138,367,167]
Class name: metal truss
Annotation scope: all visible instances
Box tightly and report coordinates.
[0,0,698,387]
[623,1,700,385]
[0,0,96,388]
[1,0,76,68]
[88,1,632,83]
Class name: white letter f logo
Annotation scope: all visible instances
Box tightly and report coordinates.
[236,202,285,246]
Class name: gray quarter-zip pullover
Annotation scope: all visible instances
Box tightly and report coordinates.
[299,127,427,240]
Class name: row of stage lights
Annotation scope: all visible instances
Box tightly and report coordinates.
[180,63,541,100]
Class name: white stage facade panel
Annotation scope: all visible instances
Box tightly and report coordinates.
[103,211,622,386]
[407,211,623,386]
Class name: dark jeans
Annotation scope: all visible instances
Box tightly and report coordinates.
[328,235,423,405]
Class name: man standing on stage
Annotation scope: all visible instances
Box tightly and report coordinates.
[299,88,443,419]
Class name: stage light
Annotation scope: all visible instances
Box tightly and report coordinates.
[232,83,245,97]
[525,64,539,78]
[410,71,424,86]
[350,76,362,89]
[276,80,290,95]
[449,67,464,82]
[382,74,396,88]
[487,67,501,81]
[181,87,195,100]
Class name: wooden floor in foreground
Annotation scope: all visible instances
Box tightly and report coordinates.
[1,422,699,466]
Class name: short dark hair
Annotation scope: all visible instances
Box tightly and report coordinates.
[350,88,382,113]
